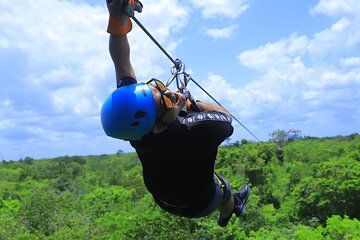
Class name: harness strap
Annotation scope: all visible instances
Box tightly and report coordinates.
[214,172,225,189]
[214,172,232,206]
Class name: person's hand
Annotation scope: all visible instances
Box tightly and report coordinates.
[106,0,128,24]
[186,99,202,112]
[126,0,143,17]
[106,0,142,35]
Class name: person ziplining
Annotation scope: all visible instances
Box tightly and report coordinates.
[101,0,251,227]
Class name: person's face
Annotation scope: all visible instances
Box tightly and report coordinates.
[147,79,186,125]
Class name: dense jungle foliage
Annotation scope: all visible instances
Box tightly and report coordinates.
[1,134,360,239]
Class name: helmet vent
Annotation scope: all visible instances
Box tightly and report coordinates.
[131,122,140,127]
[131,111,146,127]
[134,111,145,118]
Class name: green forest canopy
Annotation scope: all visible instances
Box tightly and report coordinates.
[1,134,360,239]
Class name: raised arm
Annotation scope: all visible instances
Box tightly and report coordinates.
[106,0,138,85]
[109,34,136,82]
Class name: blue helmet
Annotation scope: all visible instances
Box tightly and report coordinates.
[101,83,156,141]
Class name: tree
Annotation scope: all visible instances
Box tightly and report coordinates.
[19,190,62,236]
[294,156,360,223]
[269,129,288,146]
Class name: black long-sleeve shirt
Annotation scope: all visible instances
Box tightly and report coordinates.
[130,110,233,209]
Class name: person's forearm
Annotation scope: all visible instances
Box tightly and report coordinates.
[109,34,136,82]
[196,102,232,122]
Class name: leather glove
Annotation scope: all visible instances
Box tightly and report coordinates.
[107,0,141,35]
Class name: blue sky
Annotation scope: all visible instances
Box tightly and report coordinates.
[1,0,360,160]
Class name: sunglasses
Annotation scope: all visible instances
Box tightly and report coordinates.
[146,79,173,119]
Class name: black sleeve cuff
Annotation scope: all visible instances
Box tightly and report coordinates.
[117,76,137,88]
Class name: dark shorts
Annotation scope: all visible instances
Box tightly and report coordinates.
[154,172,232,218]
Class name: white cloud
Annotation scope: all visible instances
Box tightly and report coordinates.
[1,0,360,158]
[0,120,15,130]
[196,73,239,103]
[205,25,239,39]
[340,57,360,67]
[238,34,308,72]
[219,2,360,139]
[0,1,106,65]
[190,0,249,19]
[238,17,360,69]
[139,0,189,36]
[311,0,360,17]
[202,55,360,140]
[0,0,190,160]
[308,18,360,58]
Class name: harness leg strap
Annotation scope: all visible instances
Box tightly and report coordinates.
[214,172,232,206]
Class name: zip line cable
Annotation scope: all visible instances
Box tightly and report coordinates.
[190,78,261,142]
[131,17,178,68]
[131,15,261,142]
